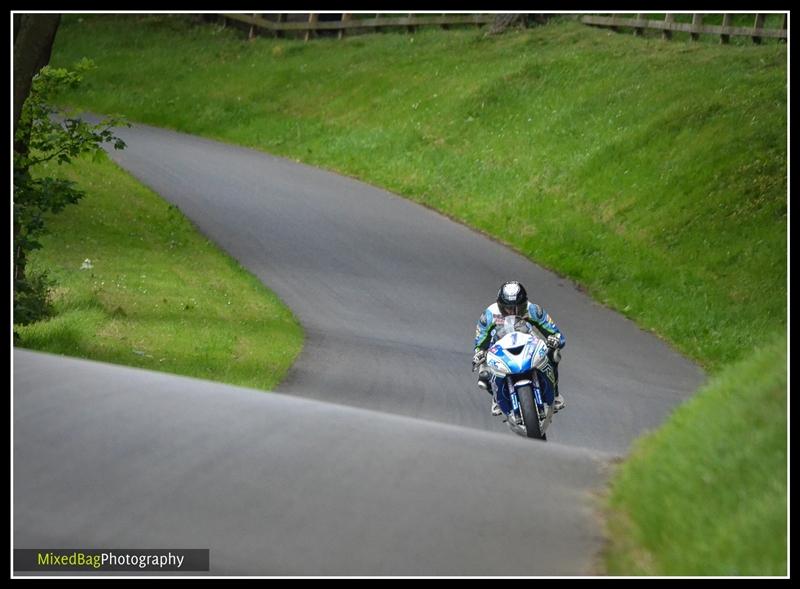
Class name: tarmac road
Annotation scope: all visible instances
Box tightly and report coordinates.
[13,121,706,575]
[14,349,611,576]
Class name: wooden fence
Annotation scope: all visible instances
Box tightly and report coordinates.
[582,13,787,44]
[222,13,495,41]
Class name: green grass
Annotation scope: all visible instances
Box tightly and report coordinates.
[16,154,304,391]
[604,331,787,575]
[49,15,786,372]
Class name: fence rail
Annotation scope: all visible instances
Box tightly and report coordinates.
[222,13,495,39]
[582,14,787,43]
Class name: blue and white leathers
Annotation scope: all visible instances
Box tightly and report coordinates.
[474,302,565,352]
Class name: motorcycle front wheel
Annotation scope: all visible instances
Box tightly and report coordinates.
[516,384,545,440]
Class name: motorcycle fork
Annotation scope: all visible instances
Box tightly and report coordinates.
[512,374,546,423]
[533,382,546,420]
[507,378,521,421]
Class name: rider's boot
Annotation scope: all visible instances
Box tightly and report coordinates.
[550,355,565,412]
[553,389,566,412]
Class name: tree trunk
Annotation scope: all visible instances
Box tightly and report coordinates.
[488,13,550,35]
[13,14,61,151]
[488,13,523,35]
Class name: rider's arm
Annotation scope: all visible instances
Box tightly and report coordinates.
[526,303,566,348]
[474,308,496,351]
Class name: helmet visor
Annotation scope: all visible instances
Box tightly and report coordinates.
[499,302,525,317]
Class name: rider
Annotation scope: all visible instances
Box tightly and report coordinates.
[472,281,566,416]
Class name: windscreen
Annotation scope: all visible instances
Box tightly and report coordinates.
[494,315,533,340]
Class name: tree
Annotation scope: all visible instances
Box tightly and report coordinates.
[14,14,61,152]
[13,15,128,327]
[487,13,551,35]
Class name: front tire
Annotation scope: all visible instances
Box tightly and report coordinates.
[516,384,545,439]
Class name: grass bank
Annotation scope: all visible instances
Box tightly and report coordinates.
[49,15,786,372]
[15,154,303,391]
[604,331,787,575]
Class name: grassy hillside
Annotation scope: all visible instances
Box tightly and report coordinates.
[49,15,786,372]
[604,331,787,575]
[16,154,304,391]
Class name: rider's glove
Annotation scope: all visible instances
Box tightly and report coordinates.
[546,334,562,350]
[472,349,486,371]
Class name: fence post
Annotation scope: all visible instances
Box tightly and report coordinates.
[634,13,645,36]
[440,13,449,30]
[407,13,416,34]
[338,13,351,39]
[780,13,787,42]
[248,13,257,40]
[752,14,765,44]
[662,13,674,40]
[305,13,318,42]
[690,14,703,41]
[720,13,732,44]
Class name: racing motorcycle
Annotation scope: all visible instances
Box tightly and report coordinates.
[478,315,559,440]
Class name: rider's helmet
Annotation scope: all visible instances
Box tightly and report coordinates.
[496,281,528,316]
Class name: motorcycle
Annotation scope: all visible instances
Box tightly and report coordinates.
[479,315,559,440]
